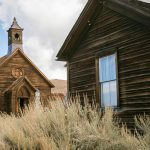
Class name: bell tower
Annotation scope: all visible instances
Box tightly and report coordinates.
[7,17,23,54]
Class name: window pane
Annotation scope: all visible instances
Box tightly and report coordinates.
[109,54,116,80]
[110,81,117,106]
[101,82,110,107]
[101,81,117,107]
[100,57,109,82]
[99,54,116,82]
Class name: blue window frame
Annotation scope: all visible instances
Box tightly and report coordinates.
[99,54,117,107]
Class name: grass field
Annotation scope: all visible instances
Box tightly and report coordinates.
[0,99,149,150]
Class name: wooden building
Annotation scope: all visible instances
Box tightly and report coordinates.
[57,0,150,119]
[0,18,54,113]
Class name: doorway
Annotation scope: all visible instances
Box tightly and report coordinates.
[18,98,29,111]
[17,86,30,113]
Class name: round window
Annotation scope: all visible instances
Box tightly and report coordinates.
[12,68,24,78]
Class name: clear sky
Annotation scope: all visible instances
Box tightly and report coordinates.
[0,0,149,79]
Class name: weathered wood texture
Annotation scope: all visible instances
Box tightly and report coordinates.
[68,7,150,108]
[0,51,53,113]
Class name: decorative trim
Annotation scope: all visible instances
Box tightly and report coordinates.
[12,67,24,79]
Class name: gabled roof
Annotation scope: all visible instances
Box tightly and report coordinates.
[3,76,37,93]
[56,0,150,61]
[0,49,54,88]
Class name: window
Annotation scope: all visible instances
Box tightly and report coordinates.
[99,54,117,107]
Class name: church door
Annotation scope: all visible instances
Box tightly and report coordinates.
[18,98,29,111]
[17,86,30,112]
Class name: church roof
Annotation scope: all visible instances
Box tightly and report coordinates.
[0,49,54,88]
[9,17,23,30]
[0,55,7,64]
[56,0,150,61]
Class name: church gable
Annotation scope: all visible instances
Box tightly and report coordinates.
[0,49,54,90]
[3,76,36,94]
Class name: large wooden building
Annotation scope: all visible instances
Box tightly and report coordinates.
[57,0,150,117]
[0,18,54,113]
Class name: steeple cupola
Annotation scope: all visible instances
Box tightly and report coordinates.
[7,17,23,54]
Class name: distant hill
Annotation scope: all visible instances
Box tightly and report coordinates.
[50,79,67,94]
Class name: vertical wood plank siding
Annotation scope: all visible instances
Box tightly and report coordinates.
[68,7,150,108]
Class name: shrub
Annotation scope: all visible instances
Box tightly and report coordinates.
[0,100,148,150]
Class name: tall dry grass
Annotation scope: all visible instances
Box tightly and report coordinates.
[0,99,149,150]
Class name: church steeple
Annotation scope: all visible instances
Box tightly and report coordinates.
[7,17,23,54]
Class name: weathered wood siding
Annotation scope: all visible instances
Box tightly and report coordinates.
[68,6,150,108]
[0,52,52,111]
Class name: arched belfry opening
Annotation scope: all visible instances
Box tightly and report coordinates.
[17,86,30,111]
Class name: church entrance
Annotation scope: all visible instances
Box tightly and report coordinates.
[18,98,29,111]
[17,86,30,112]
[4,77,37,113]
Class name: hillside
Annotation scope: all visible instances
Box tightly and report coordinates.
[50,79,67,94]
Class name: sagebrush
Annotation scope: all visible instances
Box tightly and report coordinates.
[0,99,149,150]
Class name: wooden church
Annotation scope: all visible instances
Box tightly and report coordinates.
[0,18,54,113]
[57,0,150,120]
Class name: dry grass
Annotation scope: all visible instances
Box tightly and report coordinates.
[0,99,149,150]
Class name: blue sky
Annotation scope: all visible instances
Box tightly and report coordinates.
[0,21,7,56]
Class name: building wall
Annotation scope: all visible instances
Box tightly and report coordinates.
[68,6,150,108]
[0,51,52,112]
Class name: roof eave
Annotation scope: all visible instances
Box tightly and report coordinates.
[104,0,150,26]
[56,0,98,60]
[56,0,150,60]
